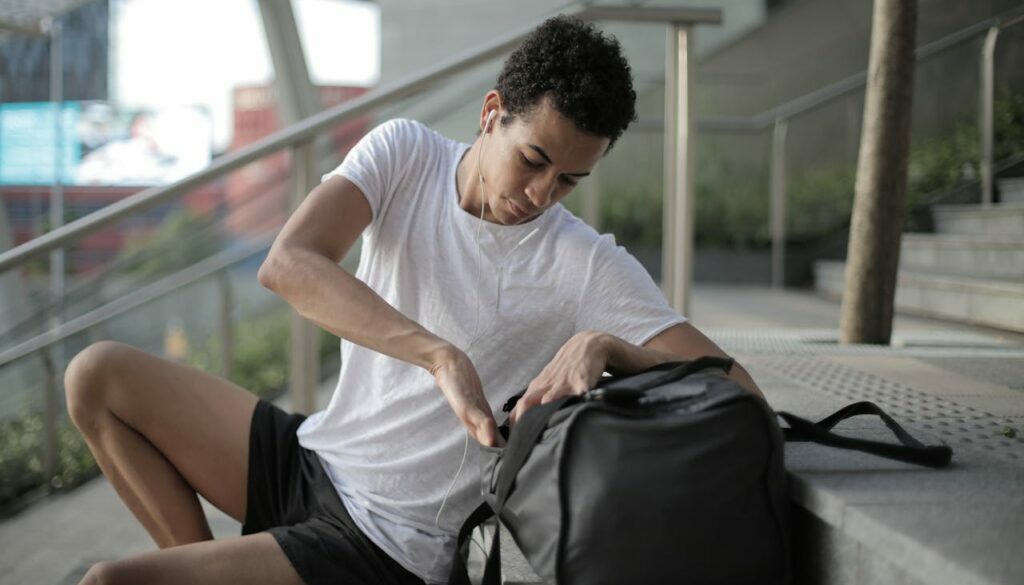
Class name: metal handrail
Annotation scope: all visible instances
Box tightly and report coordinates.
[0,145,311,348]
[0,4,721,274]
[0,236,272,367]
[697,3,1024,133]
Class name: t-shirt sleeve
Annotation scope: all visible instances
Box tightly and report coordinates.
[574,233,687,347]
[320,118,413,233]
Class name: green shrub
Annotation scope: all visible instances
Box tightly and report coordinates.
[0,413,98,512]
[119,208,225,280]
[185,305,341,398]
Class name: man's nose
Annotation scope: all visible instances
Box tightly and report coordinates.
[525,175,556,209]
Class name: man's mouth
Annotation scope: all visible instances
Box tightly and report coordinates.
[507,198,532,220]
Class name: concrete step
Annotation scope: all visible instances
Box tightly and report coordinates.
[932,203,1024,237]
[814,260,1024,332]
[1000,177,1024,204]
[900,233,1024,281]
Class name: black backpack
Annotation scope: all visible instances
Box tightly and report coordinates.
[448,356,952,585]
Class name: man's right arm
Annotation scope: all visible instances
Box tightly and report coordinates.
[257,175,502,446]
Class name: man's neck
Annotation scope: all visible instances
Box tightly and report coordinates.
[455,138,493,222]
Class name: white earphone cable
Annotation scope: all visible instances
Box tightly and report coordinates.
[435,113,539,531]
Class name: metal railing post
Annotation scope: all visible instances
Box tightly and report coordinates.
[42,16,64,489]
[669,24,696,317]
[980,25,999,206]
[39,346,59,490]
[770,119,789,289]
[661,25,678,301]
[288,141,320,415]
[217,270,235,380]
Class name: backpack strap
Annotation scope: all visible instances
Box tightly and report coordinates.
[501,356,735,413]
[493,396,574,509]
[448,502,500,585]
[778,401,952,468]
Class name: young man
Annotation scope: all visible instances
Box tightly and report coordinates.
[64,15,762,585]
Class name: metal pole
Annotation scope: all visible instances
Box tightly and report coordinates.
[217,270,235,379]
[671,25,696,317]
[770,119,788,289]
[980,25,998,206]
[43,16,65,489]
[661,26,678,301]
[48,21,65,303]
[288,141,320,414]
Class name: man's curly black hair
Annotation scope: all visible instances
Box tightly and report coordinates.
[494,15,637,152]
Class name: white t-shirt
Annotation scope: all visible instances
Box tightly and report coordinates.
[295,118,686,583]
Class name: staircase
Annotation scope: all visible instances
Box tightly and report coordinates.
[814,177,1024,333]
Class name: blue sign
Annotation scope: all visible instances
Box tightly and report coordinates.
[0,101,211,186]
[0,102,82,185]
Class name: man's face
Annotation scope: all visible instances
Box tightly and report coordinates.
[481,98,610,225]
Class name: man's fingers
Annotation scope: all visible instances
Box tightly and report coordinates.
[510,391,542,426]
[474,417,505,448]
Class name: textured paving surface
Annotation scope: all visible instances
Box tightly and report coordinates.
[918,356,1024,391]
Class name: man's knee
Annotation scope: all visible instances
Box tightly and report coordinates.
[78,560,115,585]
[65,341,130,432]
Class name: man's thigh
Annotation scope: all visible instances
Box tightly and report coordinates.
[87,532,304,585]
[67,340,260,523]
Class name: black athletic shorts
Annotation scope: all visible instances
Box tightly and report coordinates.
[241,399,427,585]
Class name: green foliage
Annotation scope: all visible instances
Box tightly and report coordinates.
[695,174,771,250]
[994,89,1024,161]
[786,166,857,244]
[705,92,1024,248]
[185,305,341,399]
[118,208,224,279]
[600,188,664,247]
[0,413,99,512]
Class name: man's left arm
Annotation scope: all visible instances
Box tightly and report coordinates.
[508,323,764,425]
[605,322,764,401]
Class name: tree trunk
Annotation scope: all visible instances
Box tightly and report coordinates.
[839,0,917,345]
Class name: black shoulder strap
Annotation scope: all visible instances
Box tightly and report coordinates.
[501,355,735,413]
[778,401,952,468]
[493,396,573,508]
[448,502,500,585]
[449,395,574,585]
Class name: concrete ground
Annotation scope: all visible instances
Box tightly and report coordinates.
[1,285,1022,585]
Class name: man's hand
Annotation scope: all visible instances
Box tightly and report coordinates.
[508,331,608,427]
[430,346,505,448]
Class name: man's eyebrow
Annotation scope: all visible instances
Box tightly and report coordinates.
[527,144,591,177]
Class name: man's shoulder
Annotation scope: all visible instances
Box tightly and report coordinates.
[546,206,606,256]
[370,118,455,150]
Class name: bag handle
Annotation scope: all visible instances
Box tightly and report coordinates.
[493,396,574,507]
[448,502,500,585]
[449,397,572,585]
[597,355,734,393]
[501,355,734,413]
[778,401,952,468]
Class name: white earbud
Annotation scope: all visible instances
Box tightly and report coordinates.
[479,111,496,186]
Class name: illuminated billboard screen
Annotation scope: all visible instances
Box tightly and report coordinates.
[0,101,212,186]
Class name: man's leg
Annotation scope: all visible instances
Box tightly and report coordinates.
[64,340,260,547]
[78,532,304,585]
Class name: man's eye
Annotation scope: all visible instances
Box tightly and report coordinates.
[561,176,578,187]
[520,154,543,168]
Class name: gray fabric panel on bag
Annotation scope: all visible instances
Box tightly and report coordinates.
[559,396,784,585]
